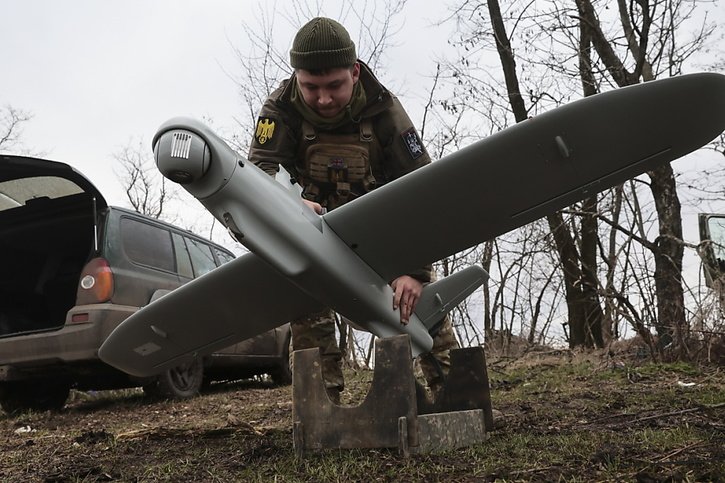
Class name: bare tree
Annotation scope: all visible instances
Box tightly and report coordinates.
[113,138,174,219]
[436,0,723,357]
[572,0,723,356]
[446,0,606,348]
[0,105,32,153]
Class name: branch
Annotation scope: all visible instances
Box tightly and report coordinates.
[0,105,32,151]
[574,0,635,87]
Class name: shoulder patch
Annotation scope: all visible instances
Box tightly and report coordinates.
[401,127,424,160]
[255,117,276,145]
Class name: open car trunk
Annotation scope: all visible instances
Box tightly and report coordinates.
[0,155,107,337]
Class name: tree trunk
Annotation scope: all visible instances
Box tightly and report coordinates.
[482,240,494,338]
[580,195,605,348]
[577,14,605,348]
[488,0,603,348]
[648,163,686,348]
[576,0,687,353]
[547,213,587,347]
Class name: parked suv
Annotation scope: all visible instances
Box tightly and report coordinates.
[0,155,291,413]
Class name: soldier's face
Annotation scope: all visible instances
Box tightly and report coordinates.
[296,63,361,118]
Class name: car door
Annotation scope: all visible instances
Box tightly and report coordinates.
[698,213,725,288]
[109,214,182,306]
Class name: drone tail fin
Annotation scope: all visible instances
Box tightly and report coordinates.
[415,265,488,333]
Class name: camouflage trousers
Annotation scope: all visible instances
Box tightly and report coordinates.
[290,308,345,392]
[418,314,458,395]
[290,308,458,395]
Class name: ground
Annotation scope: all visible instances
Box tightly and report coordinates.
[1,349,723,482]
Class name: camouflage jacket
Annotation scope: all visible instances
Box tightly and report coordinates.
[248,62,432,283]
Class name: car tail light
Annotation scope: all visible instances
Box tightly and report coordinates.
[76,257,114,304]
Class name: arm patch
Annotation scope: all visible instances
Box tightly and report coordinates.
[401,128,424,160]
[255,117,277,145]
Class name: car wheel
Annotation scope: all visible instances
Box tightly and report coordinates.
[143,358,203,399]
[0,380,70,414]
[270,336,292,386]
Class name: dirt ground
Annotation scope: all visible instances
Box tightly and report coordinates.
[1,350,723,482]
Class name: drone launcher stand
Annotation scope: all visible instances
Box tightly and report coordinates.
[292,334,493,457]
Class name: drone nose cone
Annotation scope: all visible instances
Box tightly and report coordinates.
[154,130,211,185]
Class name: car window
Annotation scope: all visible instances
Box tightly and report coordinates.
[214,247,235,265]
[0,176,84,212]
[120,217,175,272]
[700,213,725,288]
[172,233,194,279]
[706,216,725,262]
[186,237,216,277]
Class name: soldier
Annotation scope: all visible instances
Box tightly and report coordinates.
[248,17,457,403]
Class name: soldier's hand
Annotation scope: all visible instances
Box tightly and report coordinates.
[391,275,423,325]
[302,199,324,214]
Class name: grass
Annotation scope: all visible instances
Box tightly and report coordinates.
[207,356,724,482]
[2,351,723,482]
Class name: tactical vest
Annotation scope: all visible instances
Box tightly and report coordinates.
[296,119,384,210]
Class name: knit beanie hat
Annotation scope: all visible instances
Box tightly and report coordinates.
[290,17,357,70]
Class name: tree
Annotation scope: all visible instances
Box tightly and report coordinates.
[442,0,606,348]
[573,0,721,355]
[113,138,173,219]
[439,0,723,356]
[0,105,32,153]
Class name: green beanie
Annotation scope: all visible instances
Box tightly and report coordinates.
[290,17,357,70]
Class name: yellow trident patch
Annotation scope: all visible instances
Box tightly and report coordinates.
[255,117,275,145]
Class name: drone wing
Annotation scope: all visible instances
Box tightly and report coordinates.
[98,252,322,377]
[325,73,725,281]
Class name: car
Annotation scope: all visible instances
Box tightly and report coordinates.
[0,154,291,413]
[699,212,725,288]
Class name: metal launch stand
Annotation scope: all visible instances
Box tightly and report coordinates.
[292,334,494,457]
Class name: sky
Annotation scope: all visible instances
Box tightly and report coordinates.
[3,1,243,201]
[0,0,451,207]
[3,2,722,207]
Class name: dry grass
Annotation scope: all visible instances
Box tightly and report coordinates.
[1,351,723,482]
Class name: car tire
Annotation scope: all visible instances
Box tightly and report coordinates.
[270,335,292,386]
[143,358,204,399]
[0,380,70,414]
